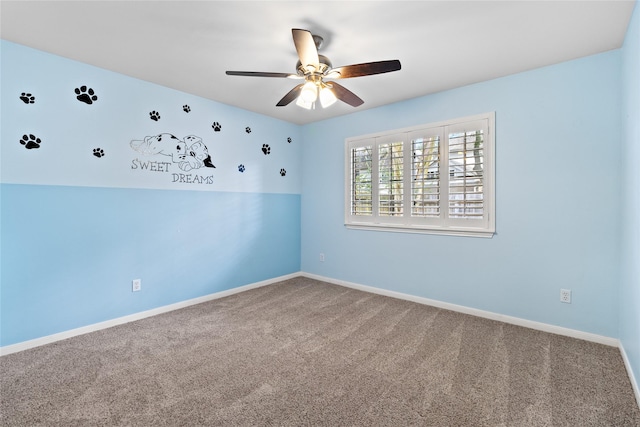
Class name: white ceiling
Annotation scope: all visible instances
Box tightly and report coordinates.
[1,1,635,125]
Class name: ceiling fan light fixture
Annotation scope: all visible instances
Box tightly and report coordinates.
[299,81,318,103]
[319,84,337,108]
[296,95,314,110]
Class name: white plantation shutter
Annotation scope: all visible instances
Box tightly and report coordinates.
[349,143,373,217]
[377,135,404,220]
[445,119,490,230]
[345,113,494,237]
[409,128,444,226]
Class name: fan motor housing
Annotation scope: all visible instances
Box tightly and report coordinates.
[296,55,333,76]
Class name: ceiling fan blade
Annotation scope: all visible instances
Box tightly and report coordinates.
[292,28,319,70]
[226,71,299,78]
[327,60,401,79]
[276,84,305,106]
[327,81,364,107]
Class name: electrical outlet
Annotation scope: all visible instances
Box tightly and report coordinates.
[319,253,325,262]
[560,289,571,304]
[132,279,141,292]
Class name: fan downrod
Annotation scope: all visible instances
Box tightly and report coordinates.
[312,34,324,50]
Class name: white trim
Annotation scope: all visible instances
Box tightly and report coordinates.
[1,270,624,356]
[0,272,299,356]
[345,112,495,142]
[300,272,619,347]
[620,343,640,410]
[5,270,636,407]
[345,223,495,238]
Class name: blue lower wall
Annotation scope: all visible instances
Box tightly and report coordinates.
[0,184,301,346]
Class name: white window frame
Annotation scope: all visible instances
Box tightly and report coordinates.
[344,112,495,238]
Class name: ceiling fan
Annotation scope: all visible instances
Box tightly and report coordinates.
[225,28,401,109]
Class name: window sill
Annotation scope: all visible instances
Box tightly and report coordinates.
[345,223,495,238]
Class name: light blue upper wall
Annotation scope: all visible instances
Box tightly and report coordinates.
[1,40,302,194]
[1,41,301,347]
[620,0,640,396]
[301,50,622,338]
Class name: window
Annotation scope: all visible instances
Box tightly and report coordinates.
[345,112,495,237]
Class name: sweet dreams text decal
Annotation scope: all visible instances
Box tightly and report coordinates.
[130,133,215,185]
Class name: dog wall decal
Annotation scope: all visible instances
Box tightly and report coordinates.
[130,133,215,172]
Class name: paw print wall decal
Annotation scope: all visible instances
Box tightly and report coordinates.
[238,164,246,173]
[212,122,222,132]
[20,134,41,149]
[287,137,292,143]
[149,111,161,121]
[261,144,270,155]
[93,148,105,158]
[20,92,35,104]
[245,127,252,134]
[183,105,191,113]
[75,86,98,104]
[280,168,287,176]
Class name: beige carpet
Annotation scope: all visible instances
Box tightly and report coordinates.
[1,277,639,426]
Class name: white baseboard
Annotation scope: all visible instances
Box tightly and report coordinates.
[3,270,638,409]
[0,272,299,356]
[1,271,621,351]
[620,343,640,410]
[300,272,619,347]
[314,270,636,409]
